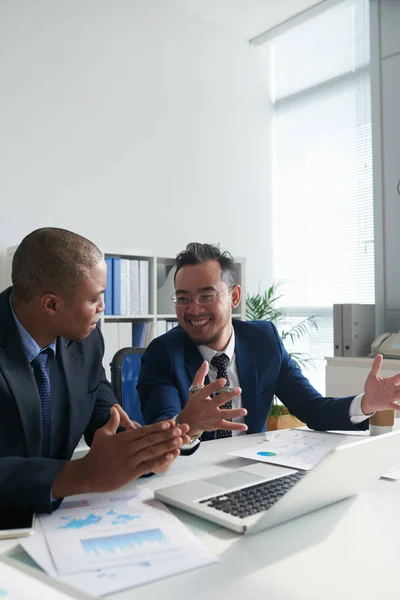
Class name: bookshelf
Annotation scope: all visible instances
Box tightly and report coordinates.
[5,246,246,379]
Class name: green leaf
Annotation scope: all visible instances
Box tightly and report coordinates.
[246,281,318,418]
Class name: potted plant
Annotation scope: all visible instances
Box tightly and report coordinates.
[246,281,318,431]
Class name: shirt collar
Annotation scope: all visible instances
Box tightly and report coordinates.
[198,327,235,365]
[9,294,57,363]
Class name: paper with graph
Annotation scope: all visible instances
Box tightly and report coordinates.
[42,501,187,575]
[230,429,347,470]
[21,488,217,594]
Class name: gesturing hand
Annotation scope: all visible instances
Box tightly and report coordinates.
[362,354,400,414]
[178,361,248,438]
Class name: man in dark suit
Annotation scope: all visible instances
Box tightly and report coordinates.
[138,242,400,445]
[0,228,189,513]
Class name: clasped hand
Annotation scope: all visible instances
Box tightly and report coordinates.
[53,405,190,498]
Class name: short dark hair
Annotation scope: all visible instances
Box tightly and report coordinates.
[12,227,103,302]
[174,242,236,287]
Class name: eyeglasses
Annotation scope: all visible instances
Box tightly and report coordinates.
[171,287,233,306]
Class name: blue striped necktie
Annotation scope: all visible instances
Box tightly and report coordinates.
[31,349,51,457]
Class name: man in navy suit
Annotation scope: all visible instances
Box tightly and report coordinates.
[138,242,400,445]
[0,228,190,513]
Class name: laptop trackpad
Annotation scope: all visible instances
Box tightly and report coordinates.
[203,470,264,491]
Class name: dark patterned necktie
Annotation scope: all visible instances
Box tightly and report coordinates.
[31,349,51,457]
[211,353,232,439]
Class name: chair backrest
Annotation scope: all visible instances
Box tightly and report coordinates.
[110,347,145,425]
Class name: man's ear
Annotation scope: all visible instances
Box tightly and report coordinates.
[231,285,241,309]
[41,293,61,316]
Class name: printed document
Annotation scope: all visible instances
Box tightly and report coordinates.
[230,429,347,470]
[20,487,217,596]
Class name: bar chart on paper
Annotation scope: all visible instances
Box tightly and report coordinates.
[82,528,168,557]
[40,504,185,575]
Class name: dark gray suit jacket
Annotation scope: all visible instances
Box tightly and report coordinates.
[0,287,117,513]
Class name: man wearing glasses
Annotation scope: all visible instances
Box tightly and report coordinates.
[138,242,400,448]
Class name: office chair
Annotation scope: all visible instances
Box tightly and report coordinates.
[110,347,145,425]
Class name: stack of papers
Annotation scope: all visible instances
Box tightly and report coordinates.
[21,488,217,597]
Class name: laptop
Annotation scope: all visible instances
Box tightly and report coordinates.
[155,430,400,535]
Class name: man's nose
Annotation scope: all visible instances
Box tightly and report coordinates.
[187,298,204,312]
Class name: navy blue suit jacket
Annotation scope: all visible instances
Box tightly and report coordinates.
[138,320,369,438]
[0,288,118,513]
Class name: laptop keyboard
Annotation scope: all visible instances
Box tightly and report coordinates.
[198,471,305,519]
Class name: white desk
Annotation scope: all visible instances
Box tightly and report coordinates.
[2,433,400,600]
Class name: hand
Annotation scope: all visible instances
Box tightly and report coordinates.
[53,407,190,497]
[178,361,248,438]
[111,404,174,474]
[361,354,400,414]
[112,403,142,429]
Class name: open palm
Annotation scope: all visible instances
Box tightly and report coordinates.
[362,354,400,414]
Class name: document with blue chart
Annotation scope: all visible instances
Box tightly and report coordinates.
[231,429,349,470]
[40,493,193,575]
[21,488,217,595]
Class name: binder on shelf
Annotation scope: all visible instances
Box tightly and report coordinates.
[129,259,140,315]
[157,265,175,315]
[104,257,113,315]
[139,260,149,315]
[144,321,153,346]
[333,304,343,357]
[132,322,148,347]
[120,259,131,315]
[157,320,167,337]
[333,303,375,357]
[112,257,121,315]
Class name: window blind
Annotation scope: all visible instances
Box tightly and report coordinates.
[268,0,374,393]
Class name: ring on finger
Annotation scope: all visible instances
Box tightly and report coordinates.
[189,385,205,394]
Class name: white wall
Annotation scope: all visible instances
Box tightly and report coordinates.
[0,0,272,294]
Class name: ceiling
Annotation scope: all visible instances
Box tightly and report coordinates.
[157,0,327,41]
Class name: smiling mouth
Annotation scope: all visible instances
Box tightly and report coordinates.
[186,317,212,328]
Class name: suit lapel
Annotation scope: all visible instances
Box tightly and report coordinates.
[184,335,210,386]
[0,290,43,456]
[234,325,258,432]
[0,340,43,456]
[58,338,86,455]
